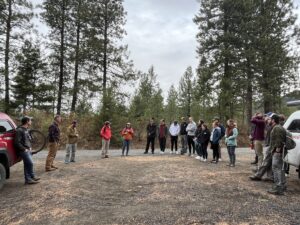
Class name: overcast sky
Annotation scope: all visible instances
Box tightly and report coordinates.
[32,0,300,97]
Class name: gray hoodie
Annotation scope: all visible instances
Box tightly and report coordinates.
[186,121,197,136]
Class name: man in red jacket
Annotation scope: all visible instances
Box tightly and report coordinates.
[100,121,112,158]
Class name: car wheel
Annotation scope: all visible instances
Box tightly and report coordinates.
[29,129,47,154]
[0,163,6,190]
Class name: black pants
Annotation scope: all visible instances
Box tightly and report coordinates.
[201,143,208,159]
[211,143,219,161]
[170,136,178,151]
[145,136,155,153]
[159,137,166,152]
[195,141,202,156]
[187,135,195,154]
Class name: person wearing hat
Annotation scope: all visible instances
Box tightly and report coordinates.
[64,120,79,164]
[100,121,112,158]
[121,122,134,156]
[267,114,287,195]
[45,115,62,171]
[14,116,40,184]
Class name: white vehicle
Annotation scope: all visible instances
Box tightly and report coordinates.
[283,100,300,178]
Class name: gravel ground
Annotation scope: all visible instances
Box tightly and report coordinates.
[0,148,300,225]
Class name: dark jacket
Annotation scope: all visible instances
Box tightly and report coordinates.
[199,128,211,145]
[180,122,188,135]
[251,117,265,141]
[270,124,286,153]
[158,124,168,138]
[48,122,60,143]
[14,126,32,153]
[147,123,157,138]
[195,127,202,141]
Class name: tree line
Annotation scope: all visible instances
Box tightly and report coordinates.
[0,0,299,136]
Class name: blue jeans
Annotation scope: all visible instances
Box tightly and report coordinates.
[19,151,35,182]
[227,146,236,165]
[122,140,131,155]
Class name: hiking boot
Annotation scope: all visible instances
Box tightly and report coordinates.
[262,177,274,182]
[249,175,261,181]
[144,151,148,154]
[267,188,284,195]
[45,168,56,172]
[105,155,109,158]
[25,180,39,185]
[51,165,58,169]
[32,177,41,181]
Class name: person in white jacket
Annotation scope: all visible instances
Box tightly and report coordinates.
[186,117,197,156]
[169,121,181,154]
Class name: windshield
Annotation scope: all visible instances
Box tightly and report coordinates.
[287,119,300,133]
[0,119,15,133]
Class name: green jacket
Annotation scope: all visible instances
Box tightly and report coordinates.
[67,125,79,144]
[270,124,286,153]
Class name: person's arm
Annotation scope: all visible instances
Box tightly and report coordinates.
[251,118,265,125]
[227,128,238,140]
[14,129,27,152]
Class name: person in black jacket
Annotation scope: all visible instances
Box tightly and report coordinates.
[45,115,61,171]
[144,118,157,154]
[194,120,204,160]
[14,116,40,185]
[180,117,188,154]
[199,124,211,162]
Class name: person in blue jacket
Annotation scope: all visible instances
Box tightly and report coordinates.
[210,122,221,163]
[225,119,238,167]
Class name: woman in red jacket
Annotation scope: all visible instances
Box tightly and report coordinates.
[121,123,134,156]
[100,121,112,158]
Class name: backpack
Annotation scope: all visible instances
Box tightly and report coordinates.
[285,130,296,150]
[219,125,225,138]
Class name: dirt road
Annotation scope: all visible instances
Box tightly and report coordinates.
[0,149,300,225]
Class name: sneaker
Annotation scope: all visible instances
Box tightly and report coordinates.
[203,159,207,162]
[160,151,164,154]
[175,151,179,155]
[285,173,290,178]
[70,160,76,163]
[191,154,194,157]
[218,158,222,162]
[64,161,70,164]
[169,151,173,154]
[151,152,154,154]
[144,151,148,154]
[188,153,191,156]
[230,164,235,167]
[105,155,109,158]
[195,156,201,160]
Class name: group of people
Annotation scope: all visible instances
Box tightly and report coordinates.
[143,116,238,166]
[14,112,290,196]
[249,113,288,195]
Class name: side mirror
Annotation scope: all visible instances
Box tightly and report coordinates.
[0,126,7,133]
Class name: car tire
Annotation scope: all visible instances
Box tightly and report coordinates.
[29,129,47,154]
[0,163,6,190]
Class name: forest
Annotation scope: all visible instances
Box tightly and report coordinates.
[0,0,299,147]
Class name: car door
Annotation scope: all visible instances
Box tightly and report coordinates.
[284,118,300,167]
[0,120,19,166]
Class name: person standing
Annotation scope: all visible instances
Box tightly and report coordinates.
[210,122,221,163]
[14,116,40,184]
[199,124,210,162]
[45,115,61,172]
[213,117,225,161]
[64,120,79,164]
[144,118,157,154]
[158,119,168,154]
[100,121,112,158]
[194,120,204,160]
[267,114,287,195]
[225,119,238,167]
[169,120,180,154]
[186,117,197,156]
[121,123,134,156]
[179,117,188,155]
[251,113,265,169]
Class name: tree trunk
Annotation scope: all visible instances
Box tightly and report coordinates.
[57,0,66,115]
[246,57,253,127]
[71,0,81,112]
[4,0,12,113]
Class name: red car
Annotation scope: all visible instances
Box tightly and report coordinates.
[0,112,46,189]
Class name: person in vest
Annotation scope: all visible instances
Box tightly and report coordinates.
[100,121,112,158]
[14,116,40,184]
[64,120,79,164]
[121,123,134,156]
[169,120,180,154]
[158,119,168,154]
[45,115,61,171]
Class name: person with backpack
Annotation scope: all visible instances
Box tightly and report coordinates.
[225,119,238,167]
[121,123,134,156]
[169,120,180,154]
[267,114,287,195]
[210,121,222,163]
[100,121,112,158]
[214,117,225,161]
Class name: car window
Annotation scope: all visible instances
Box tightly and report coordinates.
[287,119,300,133]
[0,120,14,133]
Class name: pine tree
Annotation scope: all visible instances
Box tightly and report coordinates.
[178,66,194,117]
[165,85,179,122]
